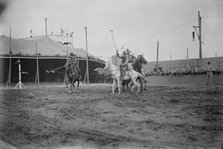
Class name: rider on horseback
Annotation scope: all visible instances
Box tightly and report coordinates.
[65,52,81,78]
[117,49,130,80]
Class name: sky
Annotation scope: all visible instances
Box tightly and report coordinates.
[0,0,223,61]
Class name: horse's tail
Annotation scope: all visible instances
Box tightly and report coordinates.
[137,72,149,82]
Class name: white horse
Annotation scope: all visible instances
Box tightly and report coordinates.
[104,56,121,94]
[104,56,147,94]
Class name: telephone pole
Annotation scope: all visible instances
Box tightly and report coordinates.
[198,11,202,59]
[45,18,48,36]
[192,11,202,68]
[187,48,189,60]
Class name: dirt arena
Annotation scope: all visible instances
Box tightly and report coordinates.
[0,83,223,149]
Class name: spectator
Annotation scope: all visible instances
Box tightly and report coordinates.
[205,62,214,86]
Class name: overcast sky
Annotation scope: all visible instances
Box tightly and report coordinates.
[0,0,223,61]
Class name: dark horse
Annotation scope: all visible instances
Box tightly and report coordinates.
[64,58,81,93]
[122,55,147,92]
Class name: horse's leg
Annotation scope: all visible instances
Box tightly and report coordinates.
[138,77,143,92]
[117,78,121,94]
[131,78,136,92]
[135,79,140,93]
[131,77,140,93]
[136,81,140,93]
[122,81,125,92]
[143,79,147,91]
[67,77,72,93]
[112,79,115,94]
[68,82,72,93]
[64,74,69,90]
[71,78,76,93]
[137,72,147,91]
[77,79,80,87]
[73,77,79,92]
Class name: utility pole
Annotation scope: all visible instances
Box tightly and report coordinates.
[45,18,48,36]
[186,48,189,70]
[30,29,32,38]
[215,52,218,69]
[7,27,12,87]
[193,11,202,68]
[156,41,159,68]
[198,11,202,59]
[85,27,89,84]
[187,48,189,60]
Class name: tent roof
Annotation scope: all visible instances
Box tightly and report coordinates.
[0,35,95,59]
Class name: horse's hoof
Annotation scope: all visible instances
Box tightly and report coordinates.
[68,90,72,94]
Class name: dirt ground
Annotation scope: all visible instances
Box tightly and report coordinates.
[0,83,223,149]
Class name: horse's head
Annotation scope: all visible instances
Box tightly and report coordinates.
[104,60,110,70]
[70,57,78,65]
[138,55,147,64]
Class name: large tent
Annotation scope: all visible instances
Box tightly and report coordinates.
[0,35,105,83]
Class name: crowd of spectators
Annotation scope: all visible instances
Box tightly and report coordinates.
[146,68,223,77]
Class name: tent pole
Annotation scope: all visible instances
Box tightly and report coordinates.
[6,27,12,87]
[85,27,89,84]
[35,41,40,88]
[64,46,69,83]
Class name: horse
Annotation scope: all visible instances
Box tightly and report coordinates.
[64,58,81,93]
[131,54,148,91]
[104,56,121,94]
[104,56,147,94]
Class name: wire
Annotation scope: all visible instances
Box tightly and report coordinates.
[203,17,223,19]
[121,19,196,45]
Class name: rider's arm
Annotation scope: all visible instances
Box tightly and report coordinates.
[64,59,70,67]
[122,57,129,66]
[116,52,121,58]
